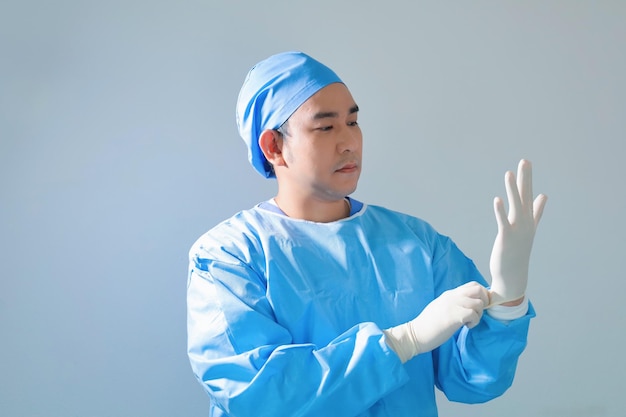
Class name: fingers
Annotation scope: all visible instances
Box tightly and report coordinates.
[453,282,489,328]
[504,170,521,222]
[533,193,548,226]
[456,281,489,297]
[487,291,505,308]
[517,159,533,208]
[519,160,549,226]
[474,283,491,307]
[435,282,491,331]
[458,297,486,328]
[498,159,546,226]
[464,311,483,329]
[493,196,508,231]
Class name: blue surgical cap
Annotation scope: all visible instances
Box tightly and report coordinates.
[236,51,343,178]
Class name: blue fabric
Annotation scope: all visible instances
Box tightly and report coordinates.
[187,203,535,417]
[235,51,343,178]
[258,197,363,217]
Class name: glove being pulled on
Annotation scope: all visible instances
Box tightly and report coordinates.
[383,282,489,363]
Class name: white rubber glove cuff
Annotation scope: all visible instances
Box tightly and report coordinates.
[486,296,529,322]
[383,324,421,364]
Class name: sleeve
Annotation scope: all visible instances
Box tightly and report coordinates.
[429,236,535,404]
[186,248,409,417]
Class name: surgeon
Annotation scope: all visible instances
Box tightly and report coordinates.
[187,51,547,417]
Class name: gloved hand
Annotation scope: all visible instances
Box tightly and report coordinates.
[383,282,489,363]
[488,159,548,306]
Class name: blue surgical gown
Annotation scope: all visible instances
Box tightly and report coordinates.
[187,201,535,417]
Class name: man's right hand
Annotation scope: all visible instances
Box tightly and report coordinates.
[384,282,489,363]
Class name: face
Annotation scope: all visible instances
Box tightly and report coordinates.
[277,82,362,202]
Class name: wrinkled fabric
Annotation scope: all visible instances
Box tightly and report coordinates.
[187,202,535,417]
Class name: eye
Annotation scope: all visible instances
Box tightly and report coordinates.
[317,125,333,132]
[348,121,359,127]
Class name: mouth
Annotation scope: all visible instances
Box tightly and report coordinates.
[336,162,359,173]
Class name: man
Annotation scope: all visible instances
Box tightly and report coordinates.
[187,51,547,417]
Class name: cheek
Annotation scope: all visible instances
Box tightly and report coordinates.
[356,129,364,145]
[281,141,296,165]
[285,141,318,166]
[282,147,293,164]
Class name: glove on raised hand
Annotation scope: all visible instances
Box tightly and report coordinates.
[488,159,547,306]
[383,282,489,363]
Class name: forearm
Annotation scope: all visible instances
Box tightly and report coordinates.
[189,322,408,417]
[434,302,535,403]
[188,266,409,416]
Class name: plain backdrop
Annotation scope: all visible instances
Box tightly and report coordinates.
[1,1,625,416]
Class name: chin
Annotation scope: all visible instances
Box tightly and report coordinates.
[342,181,359,196]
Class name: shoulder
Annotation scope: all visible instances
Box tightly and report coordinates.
[189,205,270,262]
[362,204,439,236]
[360,204,462,258]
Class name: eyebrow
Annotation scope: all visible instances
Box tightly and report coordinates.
[312,105,359,120]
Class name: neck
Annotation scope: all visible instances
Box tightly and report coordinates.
[274,194,350,222]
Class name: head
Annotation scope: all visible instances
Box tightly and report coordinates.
[262,82,362,203]
[236,51,362,204]
[236,51,359,178]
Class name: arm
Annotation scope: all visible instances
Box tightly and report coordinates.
[187,253,408,417]
[382,231,532,403]
[434,303,535,403]
[430,238,536,403]
[437,159,547,402]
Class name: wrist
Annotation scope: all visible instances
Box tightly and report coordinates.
[501,296,525,306]
[487,296,529,321]
[383,324,418,364]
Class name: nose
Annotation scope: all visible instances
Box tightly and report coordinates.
[337,125,362,153]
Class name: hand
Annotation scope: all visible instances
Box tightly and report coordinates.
[488,159,548,306]
[384,282,489,363]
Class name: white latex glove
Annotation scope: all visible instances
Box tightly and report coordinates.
[488,159,548,306]
[384,282,489,363]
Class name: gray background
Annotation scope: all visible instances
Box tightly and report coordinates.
[1,1,624,416]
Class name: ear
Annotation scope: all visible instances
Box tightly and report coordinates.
[258,129,287,168]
